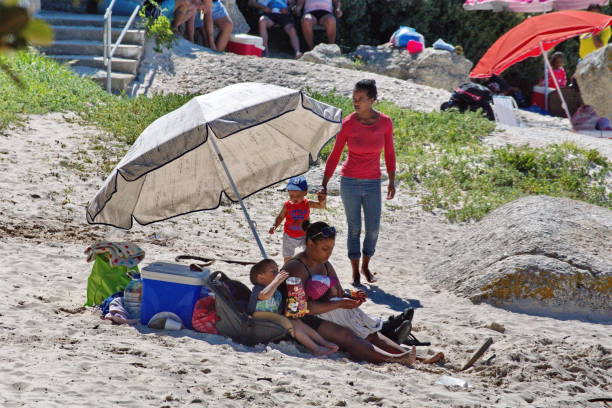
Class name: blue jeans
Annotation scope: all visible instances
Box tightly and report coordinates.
[340,177,382,260]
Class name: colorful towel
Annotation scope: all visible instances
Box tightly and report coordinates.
[85,242,145,268]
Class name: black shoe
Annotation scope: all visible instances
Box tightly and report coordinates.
[380,308,415,339]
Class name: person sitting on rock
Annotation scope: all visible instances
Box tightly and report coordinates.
[157,0,200,41]
[248,0,302,58]
[296,0,342,51]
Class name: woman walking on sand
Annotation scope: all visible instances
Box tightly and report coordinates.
[321,79,396,286]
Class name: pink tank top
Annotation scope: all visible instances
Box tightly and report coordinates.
[304,0,333,13]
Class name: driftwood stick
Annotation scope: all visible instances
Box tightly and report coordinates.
[461,337,493,371]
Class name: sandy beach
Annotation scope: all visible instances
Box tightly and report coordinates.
[0,46,611,407]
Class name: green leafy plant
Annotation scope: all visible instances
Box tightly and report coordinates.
[139,0,176,52]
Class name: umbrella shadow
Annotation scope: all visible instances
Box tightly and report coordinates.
[361,284,422,312]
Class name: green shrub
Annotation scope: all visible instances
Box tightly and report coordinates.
[310,90,611,222]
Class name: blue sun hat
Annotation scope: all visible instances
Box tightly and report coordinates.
[286,176,308,191]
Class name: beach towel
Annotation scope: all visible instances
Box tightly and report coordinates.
[318,298,383,339]
[85,241,145,268]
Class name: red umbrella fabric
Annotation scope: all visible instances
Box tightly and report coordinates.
[470,11,612,78]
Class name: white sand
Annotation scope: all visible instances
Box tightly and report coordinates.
[1,49,611,406]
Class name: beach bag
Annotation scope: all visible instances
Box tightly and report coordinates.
[406,40,423,54]
[441,82,494,121]
[85,255,137,306]
[192,296,220,334]
[390,26,425,48]
[207,271,290,346]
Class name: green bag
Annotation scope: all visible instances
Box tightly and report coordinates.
[85,254,138,306]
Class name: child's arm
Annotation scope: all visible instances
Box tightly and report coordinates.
[308,191,327,209]
[269,205,287,234]
[258,271,289,300]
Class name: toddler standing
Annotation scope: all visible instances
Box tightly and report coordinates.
[269,176,326,263]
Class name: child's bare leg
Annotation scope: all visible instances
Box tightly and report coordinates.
[295,319,339,352]
[291,320,336,356]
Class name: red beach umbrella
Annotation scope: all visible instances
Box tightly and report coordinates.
[470,10,612,78]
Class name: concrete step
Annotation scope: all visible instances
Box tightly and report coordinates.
[52,25,145,45]
[49,54,140,75]
[72,65,135,92]
[36,10,140,28]
[41,40,143,59]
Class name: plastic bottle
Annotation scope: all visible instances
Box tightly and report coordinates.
[123,279,143,320]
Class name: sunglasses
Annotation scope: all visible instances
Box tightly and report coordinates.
[310,226,336,240]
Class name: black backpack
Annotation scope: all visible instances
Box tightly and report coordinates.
[207,271,291,347]
[441,82,495,121]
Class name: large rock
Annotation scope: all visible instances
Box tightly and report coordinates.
[425,196,612,322]
[351,44,472,91]
[222,0,250,34]
[300,43,354,69]
[575,44,612,120]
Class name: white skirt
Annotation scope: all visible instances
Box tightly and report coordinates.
[318,298,383,339]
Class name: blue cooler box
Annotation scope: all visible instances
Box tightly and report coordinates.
[140,262,210,329]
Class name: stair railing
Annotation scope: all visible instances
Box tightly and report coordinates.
[104,0,141,92]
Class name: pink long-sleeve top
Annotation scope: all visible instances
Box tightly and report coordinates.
[324,112,396,180]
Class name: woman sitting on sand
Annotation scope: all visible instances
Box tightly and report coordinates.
[283,220,444,366]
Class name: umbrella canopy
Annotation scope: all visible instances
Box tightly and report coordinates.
[87,82,342,232]
[463,0,609,13]
[470,10,612,78]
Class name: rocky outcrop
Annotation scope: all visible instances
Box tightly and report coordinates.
[575,44,612,120]
[425,196,612,322]
[223,0,250,34]
[300,44,354,69]
[351,44,472,91]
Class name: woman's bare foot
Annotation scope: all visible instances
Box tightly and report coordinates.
[418,352,445,364]
[389,346,417,366]
[361,267,377,283]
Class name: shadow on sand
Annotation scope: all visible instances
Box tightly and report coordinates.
[360,284,422,312]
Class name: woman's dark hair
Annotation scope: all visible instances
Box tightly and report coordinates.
[302,220,336,242]
[355,79,377,100]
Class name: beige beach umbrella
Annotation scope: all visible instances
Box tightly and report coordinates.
[86,82,342,258]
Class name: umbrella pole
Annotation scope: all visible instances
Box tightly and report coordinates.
[543,51,549,112]
[208,133,269,260]
[539,42,573,129]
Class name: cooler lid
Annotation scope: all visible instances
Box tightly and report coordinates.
[142,262,210,285]
[229,33,263,46]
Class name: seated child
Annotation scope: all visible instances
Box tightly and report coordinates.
[248,259,339,356]
[540,51,567,88]
[269,176,326,263]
